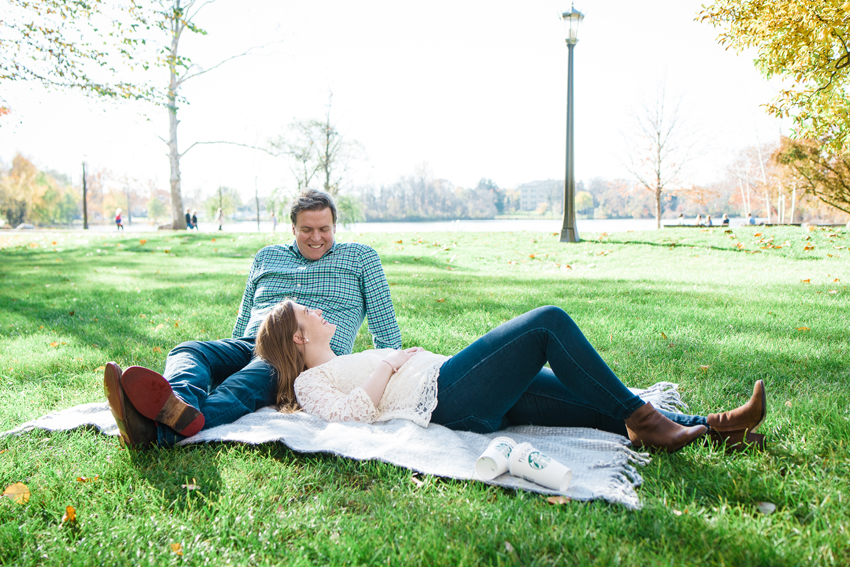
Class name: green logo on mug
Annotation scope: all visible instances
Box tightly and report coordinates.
[496,443,512,459]
[528,451,551,470]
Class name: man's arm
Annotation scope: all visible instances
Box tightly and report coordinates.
[359,246,402,349]
[232,250,263,338]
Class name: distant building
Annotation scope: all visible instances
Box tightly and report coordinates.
[518,179,562,212]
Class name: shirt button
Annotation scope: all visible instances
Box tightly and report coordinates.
[297,284,301,287]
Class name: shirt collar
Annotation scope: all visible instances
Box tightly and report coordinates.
[287,239,337,261]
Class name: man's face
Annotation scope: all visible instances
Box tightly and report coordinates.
[292,207,335,261]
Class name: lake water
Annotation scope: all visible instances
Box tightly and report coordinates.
[74,217,743,234]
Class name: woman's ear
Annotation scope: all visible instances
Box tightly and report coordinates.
[293,333,306,345]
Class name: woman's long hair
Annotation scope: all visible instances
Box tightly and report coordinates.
[255,300,304,413]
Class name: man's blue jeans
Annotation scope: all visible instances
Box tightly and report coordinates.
[155,338,277,446]
[431,306,708,436]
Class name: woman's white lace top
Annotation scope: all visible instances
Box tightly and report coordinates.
[294,349,449,427]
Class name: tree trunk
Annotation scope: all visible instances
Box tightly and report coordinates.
[790,185,797,224]
[655,186,662,229]
[167,2,186,230]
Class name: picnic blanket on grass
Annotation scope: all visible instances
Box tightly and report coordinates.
[2,382,688,509]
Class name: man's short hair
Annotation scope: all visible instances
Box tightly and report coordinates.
[290,189,338,226]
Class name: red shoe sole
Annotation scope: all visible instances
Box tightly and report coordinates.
[120,366,205,437]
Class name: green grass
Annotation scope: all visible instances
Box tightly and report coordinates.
[1,225,848,566]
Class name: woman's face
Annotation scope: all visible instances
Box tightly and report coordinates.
[292,303,336,344]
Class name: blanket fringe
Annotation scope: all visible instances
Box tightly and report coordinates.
[635,381,690,414]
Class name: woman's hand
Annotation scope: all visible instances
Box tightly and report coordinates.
[383,347,425,372]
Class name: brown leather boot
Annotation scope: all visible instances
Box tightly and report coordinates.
[625,403,708,453]
[706,380,766,450]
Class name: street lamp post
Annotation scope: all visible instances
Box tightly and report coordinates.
[559,5,584,243]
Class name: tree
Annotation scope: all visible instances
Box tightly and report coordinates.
[1,0,161,100]
[575,191,594,216]
[700,1,850,156]
[0,154,77,226]
[622,86,694,229]
[269,94,364,197]
[775,137,850,215]
[204,186,240,220]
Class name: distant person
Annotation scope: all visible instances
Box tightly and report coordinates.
[721,214,730,226]
[115,208,124,231]
[695,214,703,226]
[706,215,713,227]
[747,213,756,226]
[216,208,224,231]
[677,214,684,225]
[185,208,193,230]
[191,209,199,230]
[271,212,278,233]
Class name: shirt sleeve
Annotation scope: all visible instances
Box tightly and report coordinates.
[358,246,402,350]
[294,366,378,423]
[232,250,262,338]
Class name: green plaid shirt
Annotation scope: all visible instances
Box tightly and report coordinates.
[232,241,401,355]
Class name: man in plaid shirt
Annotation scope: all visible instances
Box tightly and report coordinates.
[104,190,402,448]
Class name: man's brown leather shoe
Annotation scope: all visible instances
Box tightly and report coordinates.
[103,362,157,449]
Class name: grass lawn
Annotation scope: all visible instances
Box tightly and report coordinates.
[1,225,848,566]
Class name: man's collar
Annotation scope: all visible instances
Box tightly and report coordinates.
[287,240,337,260]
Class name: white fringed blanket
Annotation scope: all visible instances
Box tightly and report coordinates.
[2,382,688,509]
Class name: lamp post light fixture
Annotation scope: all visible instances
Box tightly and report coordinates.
[559,4,584,243]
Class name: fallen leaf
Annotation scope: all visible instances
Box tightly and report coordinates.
[504,541,516,553]
[76,475,99,483]
[436,298,445,303]
[395,240,403,244]
[546,495,570,505]
[152,347,162,353]
[181,484,201,491]
[95,365,105,372]
[155,324,165,331]
[661,332,668,340]
[672,509,683,516]
[834,278,841,283]
[801,279,811,283]
[829,290,838,294]
[803,245,814,251]
[68,311,75,316]
[756,502,776,515]
[174,322,179,328]
[529,253,536,259]
[164,250,170,254]
[62,505,76,523]
[785,400,792,408]
[700,365,710,371]
[170,543,184,556]
[2,482,30,504]
[754,232,762,237]
[49,342,59,347]
[796,327,810,332]
[139,239,147,245]
[410,475,424,488]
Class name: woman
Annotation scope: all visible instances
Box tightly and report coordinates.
[255,301,767,453]
[115,208,124,231]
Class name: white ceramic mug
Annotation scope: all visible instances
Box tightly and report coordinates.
[508,442,572,492]
[475,436,517,480]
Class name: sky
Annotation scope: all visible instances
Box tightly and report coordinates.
[1,0,788,202]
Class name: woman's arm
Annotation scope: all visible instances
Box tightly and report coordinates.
[359,347,426,407]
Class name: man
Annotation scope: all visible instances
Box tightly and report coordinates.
[104,189,402,448]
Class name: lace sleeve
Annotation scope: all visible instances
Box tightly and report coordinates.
[294,366,378,423]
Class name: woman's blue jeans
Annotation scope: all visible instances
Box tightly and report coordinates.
[155,337,277,446]
[430,306,707,436]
